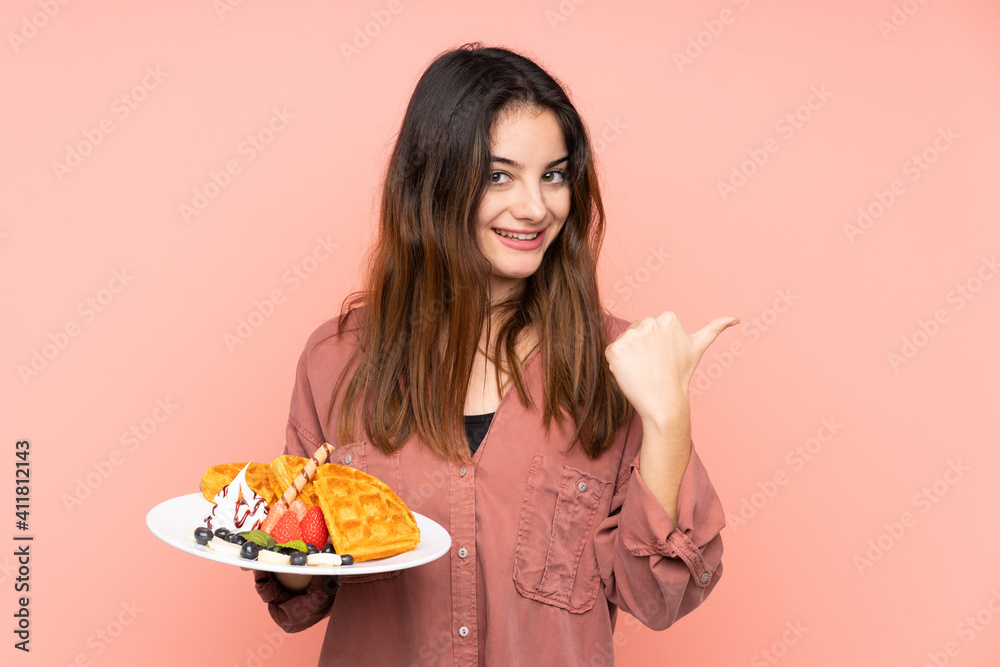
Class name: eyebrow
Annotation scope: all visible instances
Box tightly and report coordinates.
[490,155,569,170]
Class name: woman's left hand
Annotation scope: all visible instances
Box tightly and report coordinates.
[604,311,739,423]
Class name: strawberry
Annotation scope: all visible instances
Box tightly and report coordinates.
[290,499,309,522]
[300,506,329,549]
[269,509,303,544]
[259,502,287,534]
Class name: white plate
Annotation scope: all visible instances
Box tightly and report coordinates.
[146,493,451,576]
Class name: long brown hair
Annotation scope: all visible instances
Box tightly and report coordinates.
[327,42,631,464]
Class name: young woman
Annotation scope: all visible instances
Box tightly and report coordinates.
[252,42,738,666]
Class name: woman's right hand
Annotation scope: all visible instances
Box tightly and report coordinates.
[273,571,314,592]
[244,566,314,592]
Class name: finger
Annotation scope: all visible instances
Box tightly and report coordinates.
[624,316,651,332]
[653,310,677,326]
[690,316,740,355]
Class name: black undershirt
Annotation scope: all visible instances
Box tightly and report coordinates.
[464,411,495,456]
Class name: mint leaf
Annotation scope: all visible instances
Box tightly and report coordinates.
[276,539,308,553]
[239,530,276,549]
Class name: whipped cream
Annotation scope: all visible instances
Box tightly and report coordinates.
[205,462,269,532]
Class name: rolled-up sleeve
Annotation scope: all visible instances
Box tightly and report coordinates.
[595,413,725,631]
[253,570,339,632]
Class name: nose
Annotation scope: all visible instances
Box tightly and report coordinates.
[510,181,547,224]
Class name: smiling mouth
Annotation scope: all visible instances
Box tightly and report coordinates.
[493,228,540,241]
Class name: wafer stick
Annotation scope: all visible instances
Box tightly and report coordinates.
[276,442,336,507]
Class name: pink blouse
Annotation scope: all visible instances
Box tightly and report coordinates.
[253,309,725,665]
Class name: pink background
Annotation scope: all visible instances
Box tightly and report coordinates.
[4,0,999,665]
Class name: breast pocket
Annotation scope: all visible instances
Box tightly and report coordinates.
[331,440,367,472]
[512,454,613,613]
[327,441,402,585]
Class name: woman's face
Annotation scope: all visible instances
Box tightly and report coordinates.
[476,105,571,303]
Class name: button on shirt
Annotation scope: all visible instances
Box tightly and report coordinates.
[253,309,726,666]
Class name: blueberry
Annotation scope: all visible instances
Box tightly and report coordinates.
[226,533,246,545]
[340,554,354,566]
[194,527,213,545]
[321,543,336,554]
[279,547,298,556]
[214,527,230,539]
[240,541,259,560]
[290,551,307,566]
[306,544,319,555]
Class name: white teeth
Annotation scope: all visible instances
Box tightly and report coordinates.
[494,229,538,241]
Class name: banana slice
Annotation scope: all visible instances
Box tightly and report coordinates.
[207,539,243,558]
[307,553,342,567]
[257,550,291,565]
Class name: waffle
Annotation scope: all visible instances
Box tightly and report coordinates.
[312,463,420,561]
[268,455,321,508]
[200,462,276,505]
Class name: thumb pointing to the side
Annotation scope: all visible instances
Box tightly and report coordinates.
[690,316,740,358]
